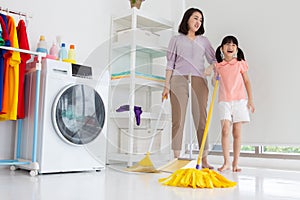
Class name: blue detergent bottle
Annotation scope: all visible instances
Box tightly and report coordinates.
[58,43,68,61]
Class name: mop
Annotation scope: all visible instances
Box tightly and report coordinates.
[125,98,167,173]
[159,76,237,188]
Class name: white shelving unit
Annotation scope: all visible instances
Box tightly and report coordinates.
[107,8,173,166]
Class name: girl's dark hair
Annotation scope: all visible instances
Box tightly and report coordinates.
[216,35,245,63]
[178,8,205,35]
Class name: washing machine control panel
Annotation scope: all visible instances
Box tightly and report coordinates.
[71,63,93,79]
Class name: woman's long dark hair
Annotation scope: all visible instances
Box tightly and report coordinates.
[216,35,245,63]
[178,8,205,35]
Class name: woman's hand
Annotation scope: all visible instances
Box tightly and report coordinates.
[162,86,169,101]
[162,70,172,101]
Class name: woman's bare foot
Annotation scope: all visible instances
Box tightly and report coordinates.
[202,164,214,169]
[201,157,214,169]
[217,164,231,172]
[173,150,180,158]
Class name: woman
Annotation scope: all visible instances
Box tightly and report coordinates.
[162,8,216,169]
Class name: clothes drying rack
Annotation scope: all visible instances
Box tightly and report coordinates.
[0,45,46,176]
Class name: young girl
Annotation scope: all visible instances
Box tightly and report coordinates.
[211,35,255,172]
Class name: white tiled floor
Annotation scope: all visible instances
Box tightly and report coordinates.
[1,163,300,200]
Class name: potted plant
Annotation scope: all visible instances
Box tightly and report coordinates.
[130,0,145,9]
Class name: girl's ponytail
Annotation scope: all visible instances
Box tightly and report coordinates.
[215,46,223,63]
[237,47,245,61]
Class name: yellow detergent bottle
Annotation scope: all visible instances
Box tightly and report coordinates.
[63,44,76,63]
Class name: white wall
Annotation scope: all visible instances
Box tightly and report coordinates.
[0,0,177,160]
[186,0,300,145]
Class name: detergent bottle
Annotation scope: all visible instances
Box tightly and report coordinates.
[58,43,68,61]
[49,42,59,59]
[67,44,76,63]
[36,35,48,54]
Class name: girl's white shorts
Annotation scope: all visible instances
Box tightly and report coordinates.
[218,99,250,123]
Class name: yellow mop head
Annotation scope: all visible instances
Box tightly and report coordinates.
[159,168,236,188]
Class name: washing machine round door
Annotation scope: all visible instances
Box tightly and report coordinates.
[52,84,105,146]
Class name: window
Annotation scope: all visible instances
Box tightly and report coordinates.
[263,146,300,155]
[209,144,300,160]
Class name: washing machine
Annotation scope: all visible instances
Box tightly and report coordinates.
[20,59,108,174]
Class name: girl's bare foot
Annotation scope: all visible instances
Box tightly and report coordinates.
[217,164,231,172]
[232,165,242,172]
[232,160,241,172]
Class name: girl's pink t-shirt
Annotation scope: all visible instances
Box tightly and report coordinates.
[215,58,248,102]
